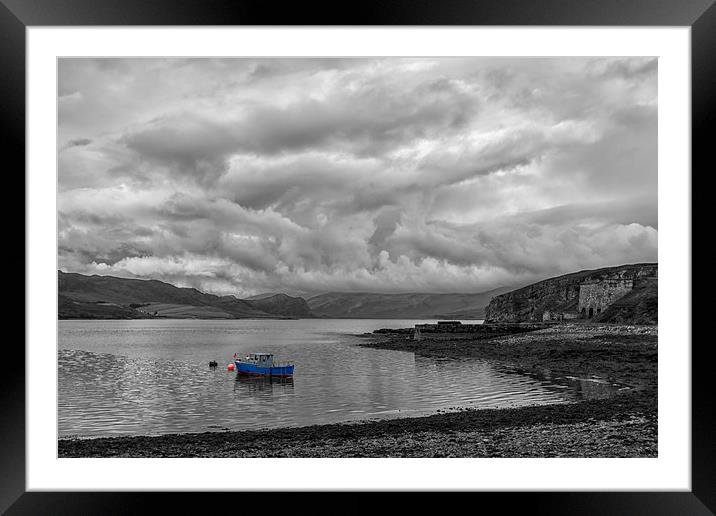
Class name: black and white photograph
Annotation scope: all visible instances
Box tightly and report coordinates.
[56,56,658,459]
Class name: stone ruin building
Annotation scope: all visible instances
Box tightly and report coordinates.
[577,278,634,319]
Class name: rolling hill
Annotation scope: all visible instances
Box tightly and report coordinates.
[58,271,515,320]
[58,271,312,319]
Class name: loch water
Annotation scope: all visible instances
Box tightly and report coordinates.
[58,319,620,438]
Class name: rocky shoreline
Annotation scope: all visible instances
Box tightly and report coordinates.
[363,323,657,390]
[59,323,657,458]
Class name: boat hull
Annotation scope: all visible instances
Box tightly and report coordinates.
[234,361,294,377]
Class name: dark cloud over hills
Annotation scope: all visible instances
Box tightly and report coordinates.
[58,57,657,297]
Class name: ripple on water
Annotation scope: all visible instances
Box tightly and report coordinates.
[58,320,621,437]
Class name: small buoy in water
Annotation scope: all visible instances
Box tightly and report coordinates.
[227,363,235,371]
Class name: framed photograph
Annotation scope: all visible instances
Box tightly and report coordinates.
[6,0,711,512]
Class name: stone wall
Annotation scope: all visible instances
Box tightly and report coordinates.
[542,310,580,321]
[578,279,633,318]
[410,323,545,341]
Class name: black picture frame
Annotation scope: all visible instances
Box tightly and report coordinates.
[3,0,711,512]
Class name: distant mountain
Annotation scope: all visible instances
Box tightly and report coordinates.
[306,288,513,319]
[242,293,313,317]
[244,293,282,301]
[58,271,312,319]
[58,271,517,320]
[485,263,657,324]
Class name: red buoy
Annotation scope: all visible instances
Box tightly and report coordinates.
[227,363,235,371]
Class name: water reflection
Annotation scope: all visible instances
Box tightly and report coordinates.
[234,375,295,394]
[494,363,624,400]
[59,319,624,438]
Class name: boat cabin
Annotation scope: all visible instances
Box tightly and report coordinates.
[243,353,274,367]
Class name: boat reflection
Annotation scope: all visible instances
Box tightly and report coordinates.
[233,374,295,394]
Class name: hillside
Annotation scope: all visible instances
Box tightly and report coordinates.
[58,271,312,319]
[58,294,148,319]
[243,293,313,318]
[595,278,658,324]
[59,271,508,320]
[307,288,512,319]
[484,263,657,324]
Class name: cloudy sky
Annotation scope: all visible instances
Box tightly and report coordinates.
[58,57,657,297]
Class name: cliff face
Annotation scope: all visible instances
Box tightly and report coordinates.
[485,263,658,324]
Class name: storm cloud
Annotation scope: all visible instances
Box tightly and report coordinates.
[58,57,657,296]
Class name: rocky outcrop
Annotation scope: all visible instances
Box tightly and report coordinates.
[485,263,657,324]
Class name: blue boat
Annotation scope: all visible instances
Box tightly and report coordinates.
[234,352,295,377]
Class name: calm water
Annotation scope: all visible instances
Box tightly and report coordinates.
[58,319,619,438]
